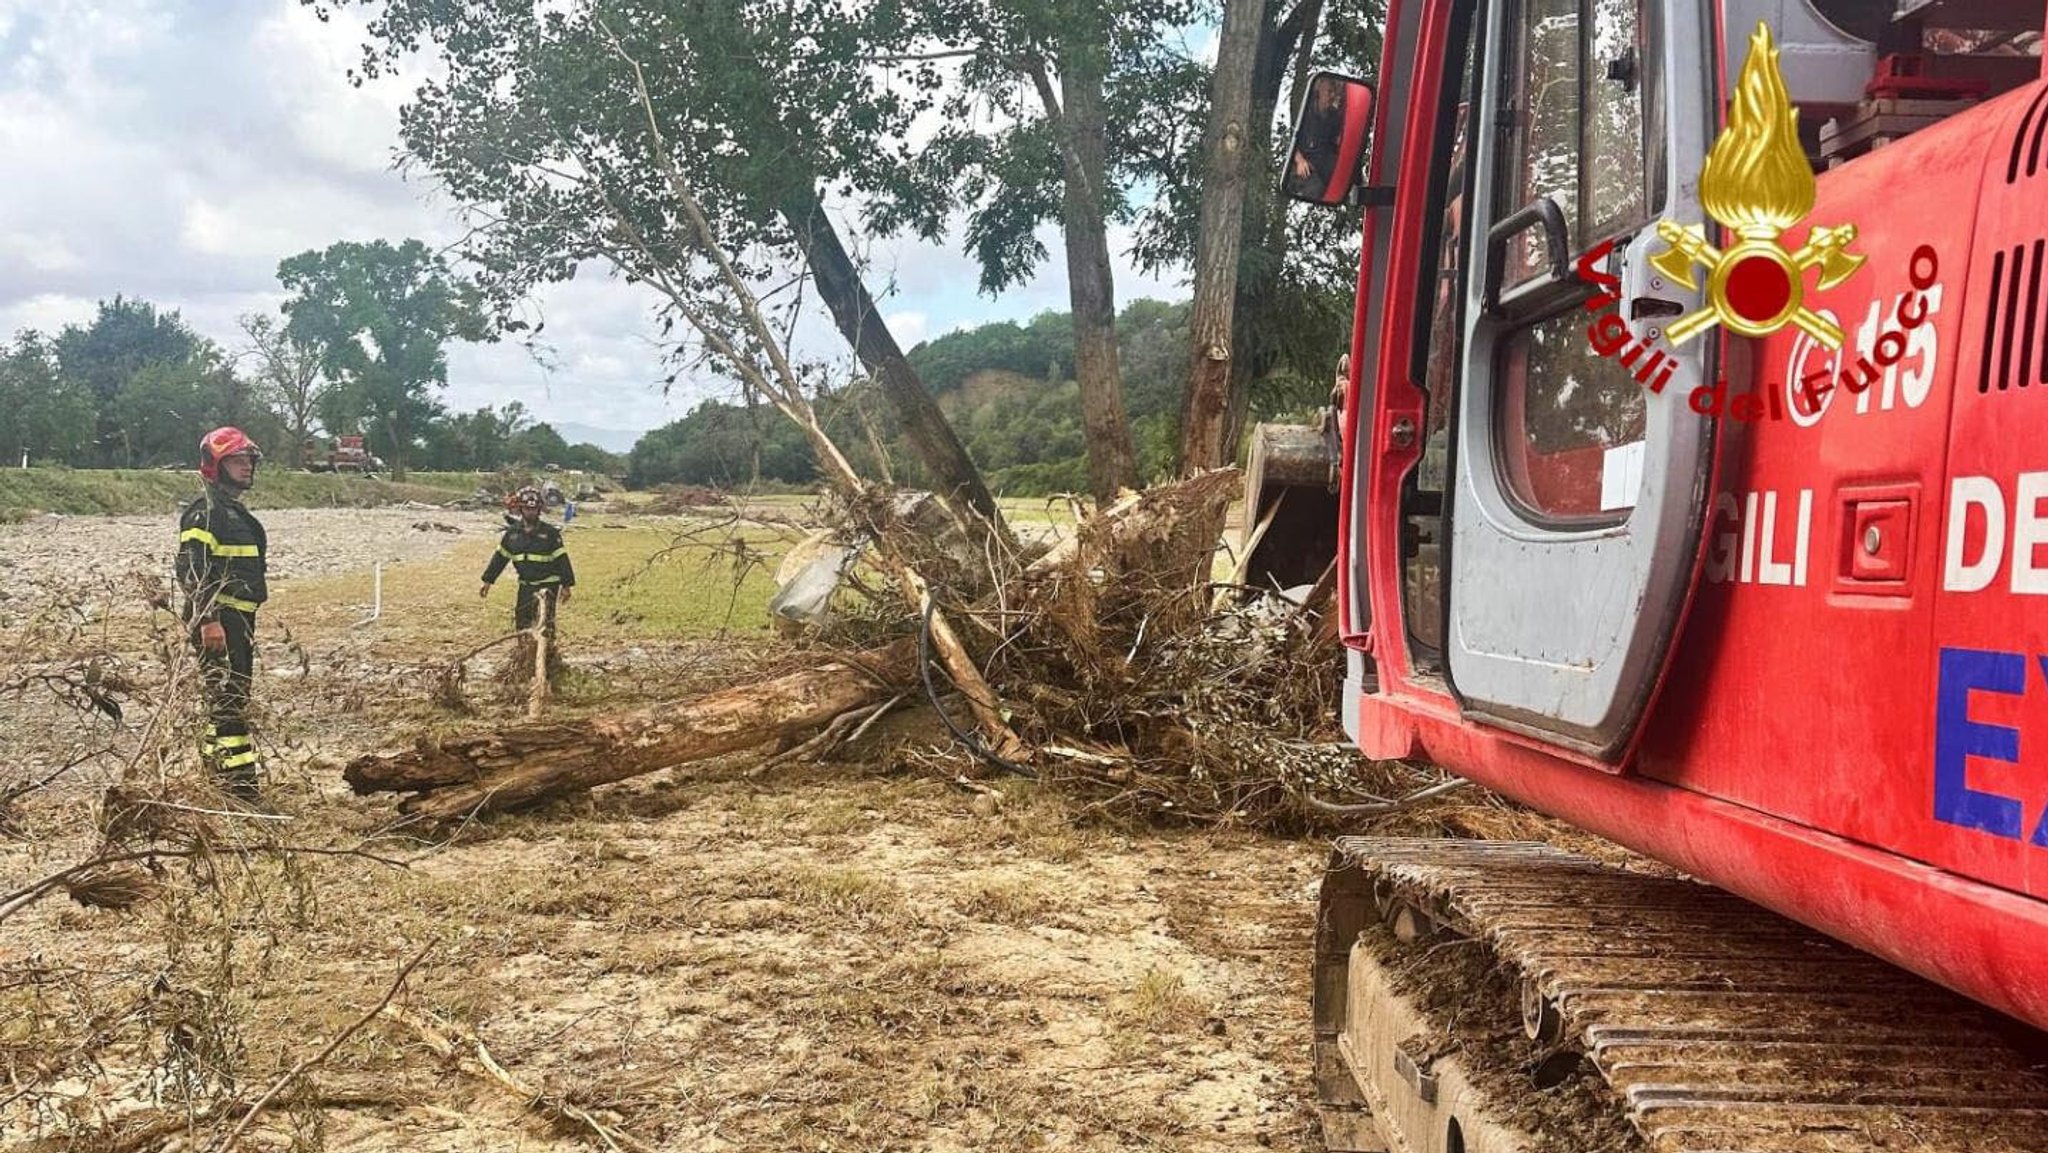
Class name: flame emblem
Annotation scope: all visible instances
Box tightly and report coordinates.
[1651,22,1864,347]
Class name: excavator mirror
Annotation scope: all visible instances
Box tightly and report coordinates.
[1282,71,1375,207]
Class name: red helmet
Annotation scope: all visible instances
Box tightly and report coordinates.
[504,485,544,515]
[199,427,262,484]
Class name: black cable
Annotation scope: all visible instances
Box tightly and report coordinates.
[920,598,1035,778]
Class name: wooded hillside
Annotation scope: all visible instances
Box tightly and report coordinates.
[627,297,1342,496]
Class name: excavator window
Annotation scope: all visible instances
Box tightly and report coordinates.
[1499,0,1661,290]
[1490,0,1657,523]
[1496,314,1649,520]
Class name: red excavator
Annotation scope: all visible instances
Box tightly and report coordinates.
[1275,3,2048,1150]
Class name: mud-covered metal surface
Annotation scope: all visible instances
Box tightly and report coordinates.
[1328,836,2048,1153]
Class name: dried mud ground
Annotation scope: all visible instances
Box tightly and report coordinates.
[1,505,1328,1152]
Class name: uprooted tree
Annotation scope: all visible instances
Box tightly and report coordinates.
[333,142,1364,824]
[317,0,1418,826]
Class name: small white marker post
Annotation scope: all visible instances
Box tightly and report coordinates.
[353,563,383,629]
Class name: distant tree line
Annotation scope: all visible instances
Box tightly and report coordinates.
[0,289,621,477]
[626,296,1334,496]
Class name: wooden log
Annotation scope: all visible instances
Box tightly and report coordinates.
[343,640,916,819]
[895,564,1029,763]
[525,592,552,720]
[1028,468,1239,578]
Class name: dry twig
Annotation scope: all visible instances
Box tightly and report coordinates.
[208,944,435,1153]
[383,1004,660,1153]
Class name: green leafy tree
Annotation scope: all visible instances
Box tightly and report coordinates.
[277,238,491,479]
[54,297,209,466]
[561,442,624,474]
[902,0,1202,499]
[0,333,96,465]
[907,311,1076,393]
[313,0,1002,534]
[627,399,819,488]
[112,357,247,468]
[1132,0,1385,466]
[901,298,1188,491]
[426,402,530,471]
[506,421,572,468]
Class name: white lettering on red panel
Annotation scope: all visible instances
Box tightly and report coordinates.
[1784,246,1945,425]
[1944,473,2048,594]
[1704,488,1813,586]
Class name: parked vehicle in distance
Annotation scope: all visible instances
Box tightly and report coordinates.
[303,435,383,474]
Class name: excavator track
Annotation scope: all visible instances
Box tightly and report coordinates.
[1313,836,2048,1153]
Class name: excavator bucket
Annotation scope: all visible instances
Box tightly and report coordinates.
[1239,420,1341,595]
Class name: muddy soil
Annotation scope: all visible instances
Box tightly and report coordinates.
[0,508,1327,1152]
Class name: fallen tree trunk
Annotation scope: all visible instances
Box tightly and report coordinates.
[344,640,916,821]
[345,474,1243,823]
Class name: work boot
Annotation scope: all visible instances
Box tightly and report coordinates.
[221,775,285,818]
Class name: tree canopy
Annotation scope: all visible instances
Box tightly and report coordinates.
[309,0,1001,527]
[54,297,212,467]
[278,238,491,479]
[0,333,95,465]
[0,284,617,477]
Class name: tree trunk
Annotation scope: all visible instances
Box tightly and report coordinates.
[778,188,1004,539]
[1179,0,1271,472]
[1053,46,1140,504]
[344,640,917,820]
[387,418,408,481]
[1221,0,1324,457]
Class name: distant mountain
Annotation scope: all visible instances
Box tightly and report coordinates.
[552,422,644,454]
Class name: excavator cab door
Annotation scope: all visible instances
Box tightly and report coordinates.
[1441,0,1718,760]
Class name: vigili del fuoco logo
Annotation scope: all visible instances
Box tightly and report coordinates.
[1570,20,1948,425]
[1651,21,1866,347]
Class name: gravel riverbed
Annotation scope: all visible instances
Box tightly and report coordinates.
[0,505,498,591]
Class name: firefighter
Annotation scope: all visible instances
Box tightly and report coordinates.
[479,486,575,677]
[1288,75,1350,194]
[177,427,272,809]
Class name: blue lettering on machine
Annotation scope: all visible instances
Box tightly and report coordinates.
[1934,646,2048,846]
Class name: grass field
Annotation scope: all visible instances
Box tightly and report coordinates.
[274,516,795,657]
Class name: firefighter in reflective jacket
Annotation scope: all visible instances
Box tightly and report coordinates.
[177,427,270,806]
[479,486,574,673]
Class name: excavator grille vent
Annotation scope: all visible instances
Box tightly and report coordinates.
[1978,238,2048,393]
[2007,85,2048,183]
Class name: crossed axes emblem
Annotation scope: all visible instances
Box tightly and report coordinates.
[1647,23,1866,350]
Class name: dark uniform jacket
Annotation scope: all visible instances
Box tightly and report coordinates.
[482,519,575,588]
[177,488,268,622]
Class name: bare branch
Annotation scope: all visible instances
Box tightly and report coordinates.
[383,1005,662,1153]
[1305,777,1472,816]
[208,944,435,1153]
[864,48,983,63]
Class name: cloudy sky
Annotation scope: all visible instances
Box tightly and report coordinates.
[0,0,1192,446]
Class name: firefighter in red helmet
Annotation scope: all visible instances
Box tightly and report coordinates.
[479,485,575,680]
[177,427,273,809]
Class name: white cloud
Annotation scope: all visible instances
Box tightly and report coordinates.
[0,0,1195,444]
[884,310,929,347]
[0,292,97,337]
